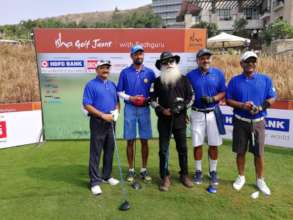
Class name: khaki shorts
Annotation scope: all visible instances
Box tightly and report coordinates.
[232,117,265,156]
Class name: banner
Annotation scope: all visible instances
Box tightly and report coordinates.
[220,105,293,148]
[34,28,207,140]
[0,102,43,149]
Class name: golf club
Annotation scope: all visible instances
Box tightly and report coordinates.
[111,123,130,211]
[131,138,142,190]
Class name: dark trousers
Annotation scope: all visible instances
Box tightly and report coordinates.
[89,117,114,187]
[158,118,188,179]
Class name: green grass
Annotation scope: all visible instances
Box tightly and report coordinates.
[0,140,293,219]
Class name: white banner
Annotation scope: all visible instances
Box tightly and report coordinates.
[220,106,293,148]
[0,111,43,149]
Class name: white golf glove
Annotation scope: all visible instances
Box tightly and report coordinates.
[110,109,119,122]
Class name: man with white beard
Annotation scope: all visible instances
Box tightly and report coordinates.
[150,51,194,191]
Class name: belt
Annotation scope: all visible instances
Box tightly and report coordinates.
[192,107,215,113]
[235,114,264,123]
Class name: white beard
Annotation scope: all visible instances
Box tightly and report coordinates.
[160,65,181,87]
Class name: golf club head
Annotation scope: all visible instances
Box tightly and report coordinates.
[207,184,217,194]
[131,181,142,190]
[119,200,130,211]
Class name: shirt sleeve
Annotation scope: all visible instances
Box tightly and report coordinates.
[218,71,227,93]
[117,70,124,92]
[226,78,235,100]
[184,76,194,107]
[266,76,277,99]
[82,83,94,106]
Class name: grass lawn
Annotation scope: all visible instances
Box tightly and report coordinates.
[0,139,292,220]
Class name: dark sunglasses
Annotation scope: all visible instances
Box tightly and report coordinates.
[161,58,176,66]
[244,59,257,64]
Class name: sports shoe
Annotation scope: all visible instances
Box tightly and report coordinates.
[91,185,102,195]
[104,177,119,186]
[126,170,136,182]
[193,170,202,184]
[233,175,246,191]
[210,171,219,186]
[140,169,152,182]
[256,178,271,195]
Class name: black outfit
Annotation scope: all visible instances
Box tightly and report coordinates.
[151,76,193,178]
[89,117,114,187]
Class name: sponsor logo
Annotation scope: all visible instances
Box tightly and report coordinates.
[86,60,98,69]
[0,120,7,140]
[223,114,290,132]
[41,60,84,68]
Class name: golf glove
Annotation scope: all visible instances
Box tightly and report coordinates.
[110,109,119,122]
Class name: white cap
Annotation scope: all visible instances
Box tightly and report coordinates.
[96,60,111,68]
[240,51,258,61]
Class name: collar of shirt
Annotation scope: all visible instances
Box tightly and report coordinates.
[240,72,257,80]
[95,76,108,84]
[198,67,211,76]
[130,64,145,73]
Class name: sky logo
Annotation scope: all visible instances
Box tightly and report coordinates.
[223,114,290,132]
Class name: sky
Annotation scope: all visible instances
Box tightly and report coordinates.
[0,0,152,25]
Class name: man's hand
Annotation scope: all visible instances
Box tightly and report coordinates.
[101,113,113,122]
[162,108,172,116]
[130,95,145,106]
[241,101,254,111]
[201,96,215,105]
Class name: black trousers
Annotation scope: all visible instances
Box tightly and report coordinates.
[158,117,188,179]
[89,117,114,187]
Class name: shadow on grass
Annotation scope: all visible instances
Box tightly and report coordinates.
[27,165,89,188]
[265,146,293,156]
[26,164,137,189]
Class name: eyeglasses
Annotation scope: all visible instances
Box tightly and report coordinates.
[161,58,176,66]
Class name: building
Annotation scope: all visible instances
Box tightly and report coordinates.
[153,0,293,31]
[152,0,184,27]
[261,0,293,27]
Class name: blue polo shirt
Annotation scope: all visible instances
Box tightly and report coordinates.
[187,67,227,109]
[83,76,118,113]
[117,65,156,104]
[226,72,277,119]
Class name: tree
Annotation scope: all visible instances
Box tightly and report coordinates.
[261,19,293,45]
[191,21,218,37]
[233,18,249,37]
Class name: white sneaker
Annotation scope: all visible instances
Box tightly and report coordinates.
[91,185,102,195]
[233,175,246,191]
[256,178,271,195]
[105,177,119,186]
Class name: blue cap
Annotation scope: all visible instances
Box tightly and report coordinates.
[131,44,144,54]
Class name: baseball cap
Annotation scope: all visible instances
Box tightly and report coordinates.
[131,44,144,54]
[196,48,213,59]
[240,51,258,61]
[96,60,111,68]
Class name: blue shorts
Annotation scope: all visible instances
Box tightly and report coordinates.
[123,103,152,140]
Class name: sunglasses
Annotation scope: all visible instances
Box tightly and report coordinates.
[161,58,176,66]
[243,59,257,64]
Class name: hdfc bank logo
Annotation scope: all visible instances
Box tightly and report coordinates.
[0,120,7,141]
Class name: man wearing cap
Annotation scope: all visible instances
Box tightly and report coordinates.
[150,51,194,191]
[83,60,120,195]
[117,45,156,182]
[226,51,276,195]
[186,48,226,186]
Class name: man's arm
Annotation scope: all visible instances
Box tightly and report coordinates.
[84,105,113,122]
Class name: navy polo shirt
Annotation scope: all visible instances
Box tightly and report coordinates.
[117,65,156,104]
[226,72,277,119]
[83,76,118,113]
[187,67,227,109]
